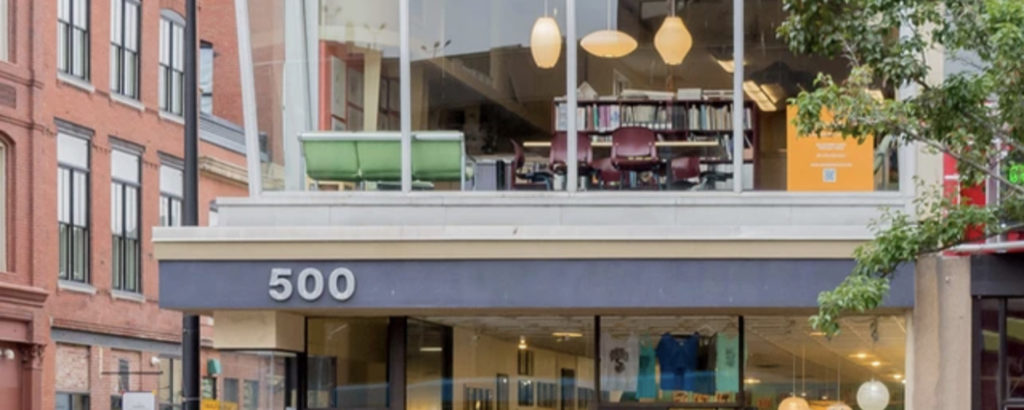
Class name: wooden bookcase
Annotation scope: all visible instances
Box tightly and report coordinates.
[553,98,759,168]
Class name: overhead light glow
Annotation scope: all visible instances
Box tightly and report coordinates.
[419,346,443,353]
[743,81,779,112]
[654,16,692,65]
[530,16,562,69]
[552,332,583,338]
[744,378,761,385]
[870,361,882,367]
[581,30,637,58]
[518,336,528,350]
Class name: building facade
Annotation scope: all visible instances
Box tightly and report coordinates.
[0,0,252,409]
[149,1,1009,410]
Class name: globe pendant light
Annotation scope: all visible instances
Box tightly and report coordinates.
[856,379,890,410]
[778,349,810,410]
[654,0,692,65]
[581,0,637,58]
[530,0,562,69]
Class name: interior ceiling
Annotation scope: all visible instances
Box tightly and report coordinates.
[424,315,906,388]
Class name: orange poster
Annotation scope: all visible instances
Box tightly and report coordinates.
[786,106,875,191]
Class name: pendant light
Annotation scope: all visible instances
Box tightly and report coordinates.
[778,348,810,410]
[654,0,693,65]
[530,0,562,69]
[581,0,637,58]
[856,380,890,410]
[827,357,853,410]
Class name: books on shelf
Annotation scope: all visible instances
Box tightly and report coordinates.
[554,100,753,133]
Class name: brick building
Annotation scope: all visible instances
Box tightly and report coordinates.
[0,0,252,409]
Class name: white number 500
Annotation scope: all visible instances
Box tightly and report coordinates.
[268,267,356,302]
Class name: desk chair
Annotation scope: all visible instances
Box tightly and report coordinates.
[611,127,660,188]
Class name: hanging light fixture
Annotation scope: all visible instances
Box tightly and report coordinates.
[518,336,528,350]
[654,0,692,65]
[530,0,562,69]
[856,380,890,410]
[777,349,810,410]
[581,0,637,58]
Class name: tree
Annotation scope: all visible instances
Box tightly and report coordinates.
[778,0,1024,336]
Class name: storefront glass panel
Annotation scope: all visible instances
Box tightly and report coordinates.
[216,351,293,410]
[241,0,903,194]
[743,0,898,192]
[745,316,906,410]
[980,298,1001,409]
[414,317,595,410]
[307,318,391,410]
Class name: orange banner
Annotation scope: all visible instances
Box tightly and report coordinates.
[786,106,875,191]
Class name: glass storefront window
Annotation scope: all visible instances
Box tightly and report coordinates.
[243,0,904,194]
[744,0,898,192]
[307,318,390,410]
[216,351,293,410]
[599,316,740,405]
[745,316,906,410]
[415,316,595,410]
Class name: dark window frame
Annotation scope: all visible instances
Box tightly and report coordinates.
[58,160,90,284]
[56,391,91,410]
[57,0,90,79]
[159,14,185,115]
[110,0,141,98]
[110,150,141,293]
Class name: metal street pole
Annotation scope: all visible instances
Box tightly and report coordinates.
[182,0,200,409]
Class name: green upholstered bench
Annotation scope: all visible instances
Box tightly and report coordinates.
[300,131,465,190]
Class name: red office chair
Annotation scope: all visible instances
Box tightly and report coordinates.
[591,157,623,189]
[668,155,701,189]
[549,132,593,175]
[611,127,659,172]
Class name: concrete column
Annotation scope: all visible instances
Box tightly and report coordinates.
[910,254,972,410]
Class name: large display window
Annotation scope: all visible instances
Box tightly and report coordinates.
[242,0,906,194]
[300,315,905,410]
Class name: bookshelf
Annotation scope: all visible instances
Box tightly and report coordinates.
[553,98,758,164]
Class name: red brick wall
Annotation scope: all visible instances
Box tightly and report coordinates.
[0,0,248,409]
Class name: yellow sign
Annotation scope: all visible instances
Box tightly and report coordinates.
[786,105,874,191]
[200,399,220,410]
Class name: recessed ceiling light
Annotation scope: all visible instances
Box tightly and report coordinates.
[743,378,761,385]
[851,352,869,359]
[419,346,442,353]
[892,374,902,380]
[871,361,882,367]
[552,332,583,338]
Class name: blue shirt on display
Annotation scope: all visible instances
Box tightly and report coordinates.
[655,332,700,391]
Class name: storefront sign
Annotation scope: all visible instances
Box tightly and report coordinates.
[122,392,155,410]
[200,399,220,410]
[786,106,875,191]
[268,267,356,302]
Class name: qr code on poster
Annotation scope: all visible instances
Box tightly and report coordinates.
[823,168,837,183]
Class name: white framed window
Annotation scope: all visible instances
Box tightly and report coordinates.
[57,131,90,283]
[110,147,140,293]
[159,163,183,227]
[110,0,140,98]
[159,12,185,115]
[0,141,6,271]
[57,0,89,79]
[0,0,10,62]
[200,41,214,114]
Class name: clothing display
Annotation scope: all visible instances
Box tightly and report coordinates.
[655,332,700,390]
[636,339,657,398]
[715,333,741,392]
[601,332,639,392]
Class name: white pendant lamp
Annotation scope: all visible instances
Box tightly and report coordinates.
[581,0,637,58]
[778,349,810,410]
[654,0,692,65]
[856,379,890,410]
[530,0,562,69]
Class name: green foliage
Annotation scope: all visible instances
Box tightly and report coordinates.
[780,0,1024,336]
